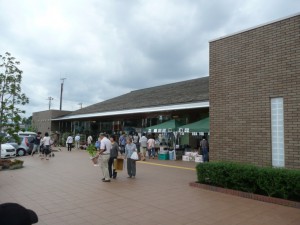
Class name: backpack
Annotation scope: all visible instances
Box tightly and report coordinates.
[95,141,100,148]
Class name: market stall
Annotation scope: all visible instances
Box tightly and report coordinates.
[144,119,184,160]
[178,117,210,163]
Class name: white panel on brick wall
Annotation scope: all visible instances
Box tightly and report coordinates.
[271,98,285,167]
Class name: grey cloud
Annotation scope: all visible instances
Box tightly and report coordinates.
[0,0,299,117]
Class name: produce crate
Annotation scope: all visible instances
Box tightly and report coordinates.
[158,153,169,160]
[195,156,203,163]
[182,155,190,161]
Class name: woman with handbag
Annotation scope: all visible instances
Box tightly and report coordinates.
[124,137,137,178]
[108,135,119,179]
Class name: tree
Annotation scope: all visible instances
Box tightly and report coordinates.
[0,52,29,149]
[21,116,33,131]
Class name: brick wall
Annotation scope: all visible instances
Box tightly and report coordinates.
[209,15,300,169]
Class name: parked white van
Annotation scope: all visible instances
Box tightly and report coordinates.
[18,131,37,137]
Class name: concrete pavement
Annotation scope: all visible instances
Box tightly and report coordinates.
[0,148,299,225]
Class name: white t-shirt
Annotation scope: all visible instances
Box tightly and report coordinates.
[75,135,80,142]
[42,136,51,146]
[147,138,155,149]
[66,136,73,144]
[87,136,93,144]
[133,135,139,144]
[100,137,112,154]
[140,136,148,147]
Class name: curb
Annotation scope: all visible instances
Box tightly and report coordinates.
[189,182,300,209]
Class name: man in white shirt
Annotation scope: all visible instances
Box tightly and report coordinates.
[98,133,112,182]
[75,134,80,149]
[66,135,74,151]
[139,133,148,161]
[87,135,93,146]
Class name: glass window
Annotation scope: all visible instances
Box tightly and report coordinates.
[271,98,284,167]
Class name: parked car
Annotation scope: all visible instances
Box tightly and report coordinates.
[1,143,16,158]
[17,131,37,138]
[6,136,34,156]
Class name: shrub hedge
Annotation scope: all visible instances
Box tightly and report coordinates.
[196,162,300,201]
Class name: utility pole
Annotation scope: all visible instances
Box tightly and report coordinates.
[78,103,83,109]
[47,97,54,110]
[60,78,66,110]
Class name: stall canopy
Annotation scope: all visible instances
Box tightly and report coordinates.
[145,119,184,133]
[178,117,209,133]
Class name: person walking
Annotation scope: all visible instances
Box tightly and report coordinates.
[108,135,119,179]
[147,135,155,159]
[66,134,73,151]
[200,136,209,162]
[124,137,137,178]
[133,132,140,152]
[87,135,93,146]
[41,132,51,160]
[97,133,112,182]
[31,132,42,156]
[75,134,80,149]
[119,132,126,154]
[139,133,147,161]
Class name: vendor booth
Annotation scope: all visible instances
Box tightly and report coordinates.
[145,119,183,133]
[144,119,184,160]
[178,117,209,134]
[178,117,210,146]
[178,117,210,162]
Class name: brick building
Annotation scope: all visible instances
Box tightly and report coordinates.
[32,110,72,135]
[209,14,300,169]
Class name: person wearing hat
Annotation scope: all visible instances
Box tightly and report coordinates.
[0,202,38,225]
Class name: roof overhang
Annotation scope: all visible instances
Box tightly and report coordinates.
[52,101,209,121]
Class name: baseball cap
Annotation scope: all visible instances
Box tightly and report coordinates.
[0,203,38,225]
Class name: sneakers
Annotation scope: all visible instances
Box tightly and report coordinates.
[102,180,111,182]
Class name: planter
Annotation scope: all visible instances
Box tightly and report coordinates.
[9,163,23,170]
[0,159,24,170]
[9,160,24,170]
[0,159,13,169]
[189,182,300,209]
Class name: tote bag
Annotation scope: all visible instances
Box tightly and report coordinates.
[130,151,140,161]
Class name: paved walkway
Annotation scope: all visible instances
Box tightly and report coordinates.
[0,148,299,225]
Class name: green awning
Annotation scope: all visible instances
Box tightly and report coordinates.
[178,117,209,133]
[145,119,184,133]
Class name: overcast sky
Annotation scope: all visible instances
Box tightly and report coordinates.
[0,0,299,118]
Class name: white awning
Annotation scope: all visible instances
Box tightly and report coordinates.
[52,101,209,121]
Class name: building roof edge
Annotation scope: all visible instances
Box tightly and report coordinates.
[209,12,300,43]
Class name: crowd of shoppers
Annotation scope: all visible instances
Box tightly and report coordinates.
[28,131,209,185]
